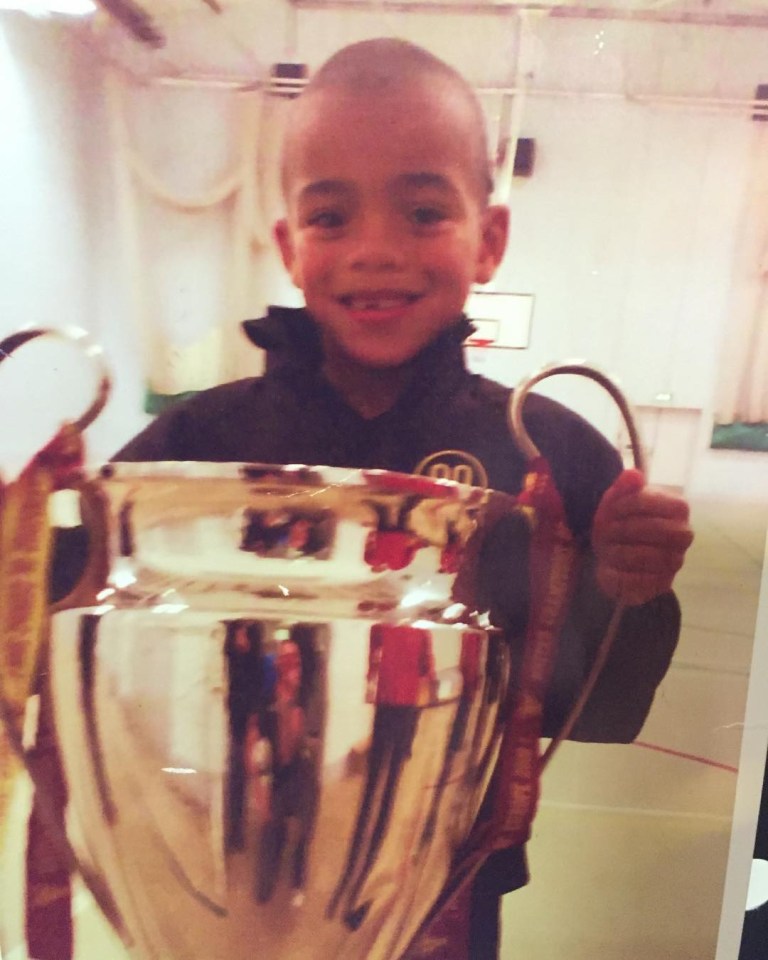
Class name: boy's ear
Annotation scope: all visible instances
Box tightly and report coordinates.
[474,205,510,285]
[274,219,301,287]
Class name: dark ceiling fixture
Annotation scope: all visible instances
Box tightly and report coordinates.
[93,0,166,46]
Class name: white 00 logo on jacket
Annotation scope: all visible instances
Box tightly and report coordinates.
[414,450,489,489]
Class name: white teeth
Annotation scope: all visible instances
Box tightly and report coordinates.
[348,297,409,310]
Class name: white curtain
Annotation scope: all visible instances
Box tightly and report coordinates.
[106,69,295,399]
[714,119,768,426]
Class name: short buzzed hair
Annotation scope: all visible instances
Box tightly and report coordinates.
[284,38,494,202]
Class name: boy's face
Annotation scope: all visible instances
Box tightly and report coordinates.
[275,81,509,372]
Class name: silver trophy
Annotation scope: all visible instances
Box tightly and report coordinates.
[51,458,517,960]
[0,328,643,960]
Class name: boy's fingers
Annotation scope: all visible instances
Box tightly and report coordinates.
[596,516,695,550]
[594,471,694,605]
[596,568,674,607]
[594,484,694,606]
[604,492,690,522]
[598,468,645,507]
[596,542,689,576]
[595,478,691,534]
[593,471,646,530]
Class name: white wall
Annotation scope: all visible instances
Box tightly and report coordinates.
[0,13,101,475]
[0,6,765,497]
[476,19,766,500]
[295,10,768,499]
[0,14,92,332]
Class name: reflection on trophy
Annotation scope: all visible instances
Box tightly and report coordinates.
[46,460,516,960]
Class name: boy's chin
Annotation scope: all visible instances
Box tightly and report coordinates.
[339,345,429,372]
[329,331,449,372]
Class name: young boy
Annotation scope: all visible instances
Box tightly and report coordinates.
[116,38,693,959]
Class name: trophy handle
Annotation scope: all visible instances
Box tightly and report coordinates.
[507,361,645,768]
[0,327,124,935]
[0,326,112,611]
[0,325,111,433]
[508,359,646,473]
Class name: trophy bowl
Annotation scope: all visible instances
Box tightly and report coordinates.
[47,460,518,960]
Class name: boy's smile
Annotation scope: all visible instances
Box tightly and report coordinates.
[275,81,508,395]
[336,282,424,327]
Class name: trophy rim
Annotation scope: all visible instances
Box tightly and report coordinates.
[100,460,488,501]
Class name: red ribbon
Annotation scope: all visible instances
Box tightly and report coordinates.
[407,457,579,958]
[23,427,84,960]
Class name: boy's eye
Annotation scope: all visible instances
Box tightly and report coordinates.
[305,209,345,229]
[409,206,448,226]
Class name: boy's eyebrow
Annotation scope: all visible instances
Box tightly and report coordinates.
[296,172,463,204]
[394,172,459,194]
[297,179,352,201]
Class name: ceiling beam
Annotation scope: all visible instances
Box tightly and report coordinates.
[94,0,166,46]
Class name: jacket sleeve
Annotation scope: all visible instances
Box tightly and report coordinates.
[541,552,680,743]
[477,517,679,744]
[112,379,262,463]
[113,403,194,461]
[521,395,681,742]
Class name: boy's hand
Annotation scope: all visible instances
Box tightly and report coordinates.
[591,469,693,606]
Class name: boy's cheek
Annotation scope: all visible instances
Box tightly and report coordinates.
[274,218,299,278]
[288,255,308,290]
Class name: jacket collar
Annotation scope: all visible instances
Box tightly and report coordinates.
[241,306,473,401]
[242,307,322,371]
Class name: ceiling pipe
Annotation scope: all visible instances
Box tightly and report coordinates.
[123,72,768,119]
[493,10,543,206]
[289,0,768,30]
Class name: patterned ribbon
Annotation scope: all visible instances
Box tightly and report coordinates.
[407,457,579,959]
[0,451,55,824]
[0,424,85,960]
[483,457,578,850]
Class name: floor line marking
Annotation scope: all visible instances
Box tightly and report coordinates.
[633,739,738,773]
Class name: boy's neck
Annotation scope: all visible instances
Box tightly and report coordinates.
[321,355,414,419]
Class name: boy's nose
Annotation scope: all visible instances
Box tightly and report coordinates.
[347,216,406,272]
